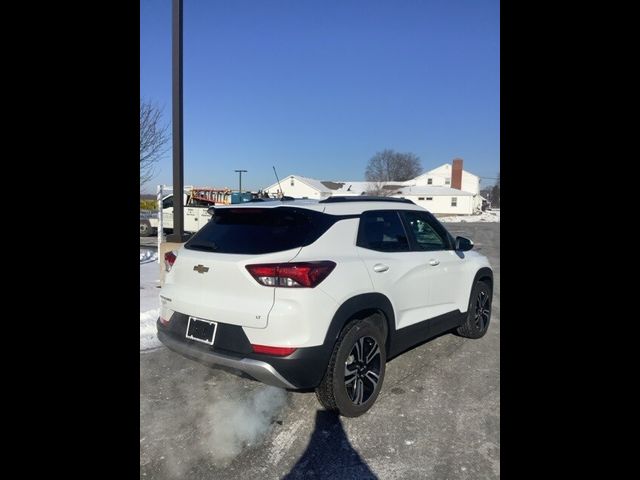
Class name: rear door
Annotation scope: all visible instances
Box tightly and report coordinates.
[161,194,174,229]
[184,204,200,231]
[355,210,431,330]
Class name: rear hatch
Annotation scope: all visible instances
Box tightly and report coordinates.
[162,206,332,329]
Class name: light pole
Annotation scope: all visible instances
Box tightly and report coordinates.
[234,169,247,193]
[167,0,187,242]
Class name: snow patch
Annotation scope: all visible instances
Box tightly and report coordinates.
[439,210,500,223]
[267,418,305,466]
[140,309,161,350]
[140,249,158,264]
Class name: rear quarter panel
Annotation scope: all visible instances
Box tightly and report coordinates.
[244,218,373,348]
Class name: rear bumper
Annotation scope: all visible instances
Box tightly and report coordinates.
[157,329,296,389]
[156,314,333,390]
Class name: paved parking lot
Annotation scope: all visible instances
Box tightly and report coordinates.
[140,222,500,479]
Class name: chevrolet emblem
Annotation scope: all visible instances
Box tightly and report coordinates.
[193,264,210,274]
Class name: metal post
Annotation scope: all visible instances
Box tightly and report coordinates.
[234,169,247,193]
[167,0,187,243]
[157,184,163,262]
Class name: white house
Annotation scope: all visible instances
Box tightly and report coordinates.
[390,186,475,215]
[263,176,401,198]
[406,159,480,194]
[261,159,483,215]
[263,175,334,199]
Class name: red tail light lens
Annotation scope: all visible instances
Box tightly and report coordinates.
[164,251,177,272]
[245,261,336,288]
[251,344,297,356]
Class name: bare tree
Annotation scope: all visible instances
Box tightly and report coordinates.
[365,181,388,197]
[140,99,170,189]
[365,181,400,197]
[491,172,500,208]
[365,149,422,183]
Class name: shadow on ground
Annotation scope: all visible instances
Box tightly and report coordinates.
[284,410,377,479]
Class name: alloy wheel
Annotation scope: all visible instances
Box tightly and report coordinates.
[474,290,491,331]
[344,336,381,405]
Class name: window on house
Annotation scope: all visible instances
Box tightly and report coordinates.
[445,178,451,185]
[451,197,457,207]
[426,197,433,201]
[418,197,425,200]
[427,178,432,185]
[290,178,295,186]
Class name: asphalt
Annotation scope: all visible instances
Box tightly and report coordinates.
[140,222,500,479]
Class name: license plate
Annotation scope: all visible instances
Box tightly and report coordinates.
[186,316,218,345]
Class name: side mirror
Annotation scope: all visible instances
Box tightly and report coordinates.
[455,236,474,251]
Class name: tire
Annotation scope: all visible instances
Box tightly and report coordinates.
[140,222,154,237]
[315,315,387,417]
[456,280,492,339]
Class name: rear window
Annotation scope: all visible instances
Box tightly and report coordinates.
[185,207,334,254]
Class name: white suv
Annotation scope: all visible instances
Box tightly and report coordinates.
[157,197,493,417]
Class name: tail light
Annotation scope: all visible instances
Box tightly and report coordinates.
[164,251,177,272]
[245,261,336,288]
[251,344,297,356]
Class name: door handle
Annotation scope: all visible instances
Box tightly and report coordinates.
[429,259,440,266]
[373,264,389,273]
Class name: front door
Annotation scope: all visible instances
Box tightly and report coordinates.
[399,210,464,318]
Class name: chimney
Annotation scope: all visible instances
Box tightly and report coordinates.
[452,158,463,190]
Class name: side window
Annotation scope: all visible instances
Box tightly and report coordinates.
[357,211,410,252]
[162,195,174,209]
[401,211,448,251]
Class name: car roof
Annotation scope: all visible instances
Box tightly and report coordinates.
[214,196,430,215]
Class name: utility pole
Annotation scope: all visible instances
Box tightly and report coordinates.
[167,0,188,242]
[234,169,247,193]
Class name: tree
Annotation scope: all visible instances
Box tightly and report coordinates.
[490,172,500,208]
[365,181,397,197]
[140,99,170,190]
[365,149,422,183]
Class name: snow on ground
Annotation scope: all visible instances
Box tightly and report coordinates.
[140,249,158,264]
[140,250,161,351]
[438,209,500,223]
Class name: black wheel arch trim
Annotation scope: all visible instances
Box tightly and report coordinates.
[322,291,472,361]
[323,292,395,355]
[473,267,494,291]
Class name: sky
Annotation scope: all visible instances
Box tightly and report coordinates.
[140,0,499,193]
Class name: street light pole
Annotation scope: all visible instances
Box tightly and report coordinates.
[167,0,187,243]
[234,169,247,193]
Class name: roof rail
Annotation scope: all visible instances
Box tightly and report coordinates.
[319,196,415,205]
